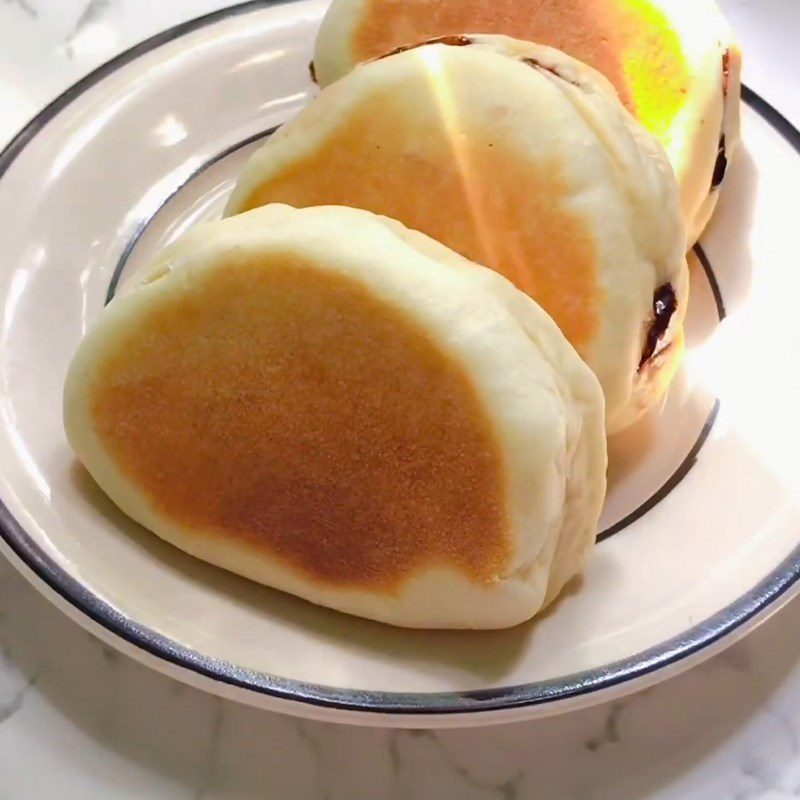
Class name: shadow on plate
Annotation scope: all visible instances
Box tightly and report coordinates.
[699,145,758,318]
[69,461,536,682]
[602,148,757,514]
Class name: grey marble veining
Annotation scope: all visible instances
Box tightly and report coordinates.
[62,0,114,58]
[2,0,37,19]
[4,548,800,798]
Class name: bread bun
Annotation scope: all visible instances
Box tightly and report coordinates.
[64,204,606,629]
[312,0,741,242]
[228,37,689,432]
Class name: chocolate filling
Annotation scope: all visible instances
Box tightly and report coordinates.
[710,50,733,193]
[521,57,582,88]
[639,283,678,371]
[309,59,317,84]
[711,135,728,190]
[722,49,731,98]
[375,39,582,93]
[377,34,473,61]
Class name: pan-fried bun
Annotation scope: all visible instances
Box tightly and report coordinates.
[312,0,741,242]
[227,37,689,433]
[64,204,606,629]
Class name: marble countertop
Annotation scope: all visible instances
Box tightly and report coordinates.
[1,1,800,797]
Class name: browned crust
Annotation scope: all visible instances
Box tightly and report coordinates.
[90,255,510,591]
[353,0,635,111]
[240,89,600,349]
[351,0,692,133]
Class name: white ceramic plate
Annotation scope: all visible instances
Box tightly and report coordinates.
[1,0,799,728]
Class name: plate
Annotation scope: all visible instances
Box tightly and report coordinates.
[1,0,799,728]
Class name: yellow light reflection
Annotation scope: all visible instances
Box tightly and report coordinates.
[620,0,689,142]
[417,47,503,281]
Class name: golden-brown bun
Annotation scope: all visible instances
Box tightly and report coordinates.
[64,204,607,629]
[312,0,742,242]
[228,37,689,433]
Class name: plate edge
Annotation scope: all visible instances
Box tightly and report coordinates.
[0,1,798,716]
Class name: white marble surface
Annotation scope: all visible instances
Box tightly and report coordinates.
[1,0,800,797]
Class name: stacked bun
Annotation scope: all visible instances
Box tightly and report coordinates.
[65,1,739,628]
[313,0,741,243]
[227,36,689,435]
[64,205,606,629]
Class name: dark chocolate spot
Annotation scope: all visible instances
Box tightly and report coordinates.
[639,283,678,371]
[722,49,731,98]
[521,57,582,89]
[308,60,317,84]
[376,34,473,61]
[711,135,728,190]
